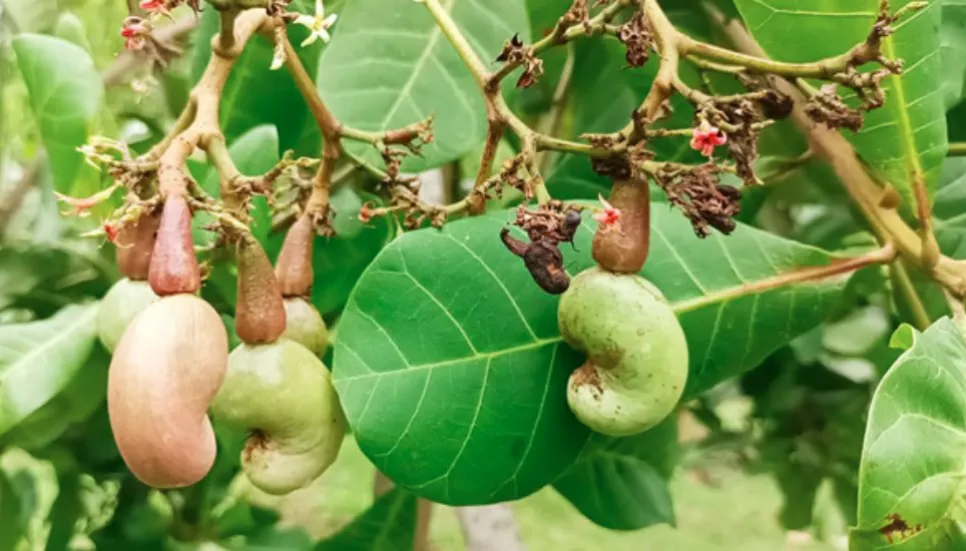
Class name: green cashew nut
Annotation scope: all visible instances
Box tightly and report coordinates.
[558,267,688,437]
[281,298,329,356]
[211,338,346,495]
[97,278,160,353]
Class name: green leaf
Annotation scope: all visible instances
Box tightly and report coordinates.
[316,487,417,551]
[851,317,966,550]
[0,471,26,551]
[13,34,104,194]
[0,303,99,438]
[45,475,82,551]
[933,158,966,258]
[553,418,677,531]
[316,0,530,171]
[733,0,948,205]
[890,323,919,350]
[333,207,845,505]
[0,347,109,452]
[53,13,92,53]
[941,0,966,110]
[190,1,335,154]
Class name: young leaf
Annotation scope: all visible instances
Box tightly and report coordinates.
[333,207,845,505]
[316,487,418,551]
[851,317,966,550]
[13,34,103,195]
[316,0,530,171]
[733,0,948,205]
[0,303,99,437]
[553,417,678,531]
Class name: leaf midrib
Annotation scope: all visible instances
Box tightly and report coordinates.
[880,11,928,184]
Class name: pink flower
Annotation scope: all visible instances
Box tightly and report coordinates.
[103,222,119,243]
[690,121,727,157]
[593,195,621,228]
[358,202,374,223]
[140,0,166,11]
[121,17,150,51]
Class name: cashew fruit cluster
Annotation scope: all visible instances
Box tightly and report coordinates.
[103,197,341,492]
[211,213,344,495]
[558,177,689,436]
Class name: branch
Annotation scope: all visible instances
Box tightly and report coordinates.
[488,0,632,88]
[703,3,966,300]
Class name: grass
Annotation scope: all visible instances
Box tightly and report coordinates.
[268,437,840,551]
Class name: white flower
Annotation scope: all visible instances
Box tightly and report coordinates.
[294,0,338,47]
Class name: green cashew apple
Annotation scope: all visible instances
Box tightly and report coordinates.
[211,338,346,495]
[97,278,160,353]
[281,297,329,356]
[558,267,688,436]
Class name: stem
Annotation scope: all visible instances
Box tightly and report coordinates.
[950,143,966,157]
[488,0,632,87]
[891,260,932,330]
[278,33,342,145]
[422,0,489,87]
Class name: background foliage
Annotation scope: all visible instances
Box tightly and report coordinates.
[2,0,966,549]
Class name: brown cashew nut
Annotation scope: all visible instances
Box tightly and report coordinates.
[592,177,650,274]
[275,213,315,298]
[235,236,286,345]
[108,293,228,487]
[149,194,201,296]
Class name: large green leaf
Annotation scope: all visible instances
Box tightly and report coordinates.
[733,0,948,205]
[191,1,337,155]
[553,417,678,531]
[333,207,845,505]
[316,487,417,551]
[851,318,966,550]
[316,0,529,171]
[0,303,99,437]
[13,34,103,195]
